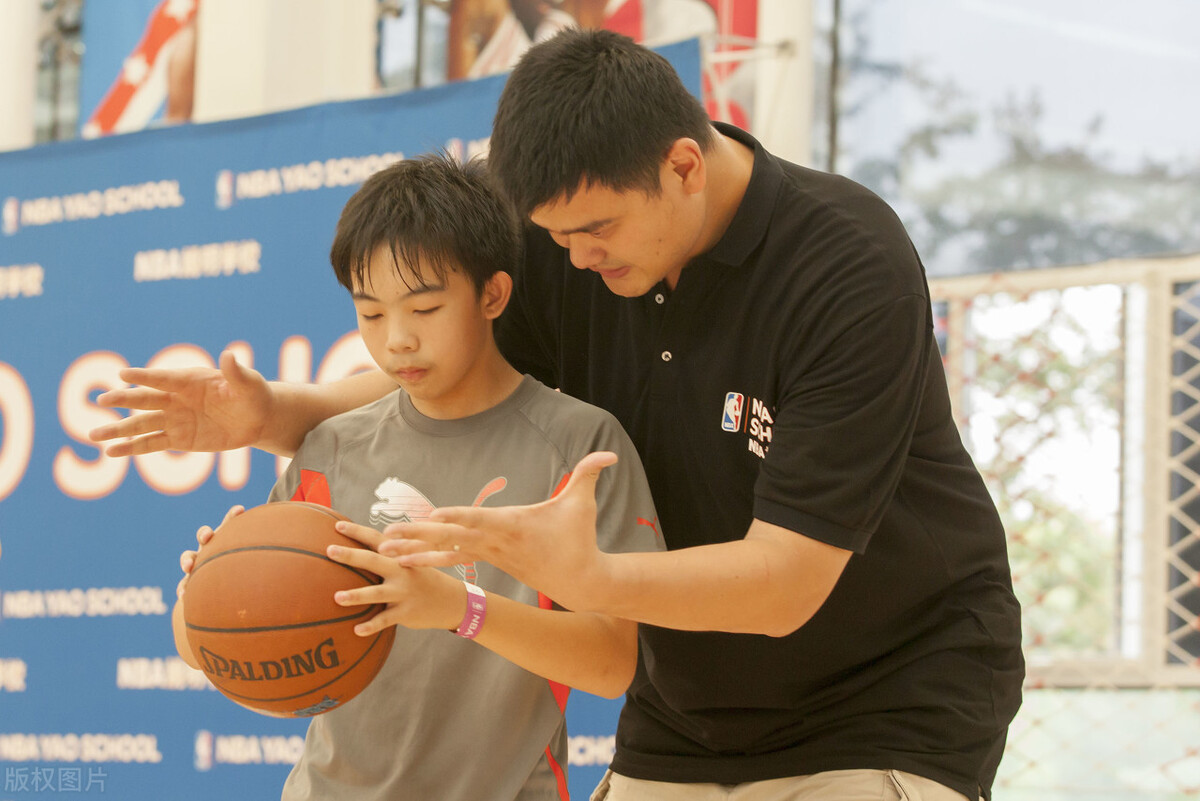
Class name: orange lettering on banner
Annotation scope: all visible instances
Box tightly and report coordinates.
[53,351,130,500]
[0,362,34,502]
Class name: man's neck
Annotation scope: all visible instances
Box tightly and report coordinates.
[695,129,755,256]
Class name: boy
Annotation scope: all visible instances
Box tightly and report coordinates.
[171,153,661,801]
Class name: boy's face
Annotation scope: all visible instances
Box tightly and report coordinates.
[352,246,505,419]
[528,161,706,297]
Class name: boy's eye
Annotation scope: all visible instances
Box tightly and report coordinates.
[413,306,442,315]
[358,311,382,321]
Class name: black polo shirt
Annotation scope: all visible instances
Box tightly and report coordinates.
[497,122,1023,800]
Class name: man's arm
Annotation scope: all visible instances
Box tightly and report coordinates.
[88,350,395,457]
[584,518,851,637]
[384,452,852,638]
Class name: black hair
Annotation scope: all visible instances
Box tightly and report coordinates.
[489,28,715,219]
[329,153,521,295]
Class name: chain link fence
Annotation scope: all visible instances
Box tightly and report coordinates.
[931,254,1200,800]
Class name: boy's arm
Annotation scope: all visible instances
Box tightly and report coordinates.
[473,601,636,699]
[89,350,395,458]
[327,528,637,698]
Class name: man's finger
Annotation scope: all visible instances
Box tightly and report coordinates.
[117,366,198,393]
[390,550,471,569]
[377,537,439,556]
[101,432,170,458]
[386,519,481,551]
[556,451,617,499]
[218,350,252,386]
[88,409,167,441]
[94,387,170,411]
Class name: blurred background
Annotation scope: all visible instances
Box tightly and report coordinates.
[3,2,1200,799]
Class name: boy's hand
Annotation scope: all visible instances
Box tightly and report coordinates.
[177,505,245,599]
[88,350,271,457]
[327,521,467,636]
[379,451,618,613]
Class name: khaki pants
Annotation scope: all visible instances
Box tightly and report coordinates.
[590,768,980,801]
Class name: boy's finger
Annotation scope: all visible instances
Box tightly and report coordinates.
[333,521,386,550]
[333,586,381,607]
[327,543,391,572]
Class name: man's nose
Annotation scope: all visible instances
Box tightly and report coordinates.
[567,235,604,270]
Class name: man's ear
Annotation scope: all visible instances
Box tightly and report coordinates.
[663,137,706,196]
[482,271,513,320]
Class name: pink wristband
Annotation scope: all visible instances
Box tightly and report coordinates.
[454,582,487,639]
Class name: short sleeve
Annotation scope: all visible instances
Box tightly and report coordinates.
[754,294,931,553]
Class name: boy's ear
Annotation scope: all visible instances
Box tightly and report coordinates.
[481,271,513,320]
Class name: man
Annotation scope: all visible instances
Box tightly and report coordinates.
[92,30,1023,801]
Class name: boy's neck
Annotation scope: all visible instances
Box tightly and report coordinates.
[406,351,525,421]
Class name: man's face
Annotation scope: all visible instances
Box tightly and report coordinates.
[352,246,500,419]
[529,173,705,297]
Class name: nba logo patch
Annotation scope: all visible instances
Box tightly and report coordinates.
[214,170,233,209]
[194,729,214,771]
[2,197,18,236]
[721,392,744,432]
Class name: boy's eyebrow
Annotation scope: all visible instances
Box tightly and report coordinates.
[351,283,446,301]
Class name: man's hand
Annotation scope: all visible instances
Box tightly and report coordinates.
[88,351,272,457]
[380,451,619,613]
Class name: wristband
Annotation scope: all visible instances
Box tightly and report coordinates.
[453,582,487,639]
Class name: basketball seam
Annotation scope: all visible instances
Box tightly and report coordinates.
[190,545,381,585]
[185,603,376,634]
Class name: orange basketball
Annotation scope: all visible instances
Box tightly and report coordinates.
[183,501,395,718]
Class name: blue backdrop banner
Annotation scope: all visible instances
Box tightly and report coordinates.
[0,39,702,801]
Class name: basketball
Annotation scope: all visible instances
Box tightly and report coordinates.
[182,501,395,718]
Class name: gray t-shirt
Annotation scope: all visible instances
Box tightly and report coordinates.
[269,375,663,801]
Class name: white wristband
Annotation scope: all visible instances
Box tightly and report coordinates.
[453,582,486,639]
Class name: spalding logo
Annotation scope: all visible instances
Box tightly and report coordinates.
[198,637,341,682]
